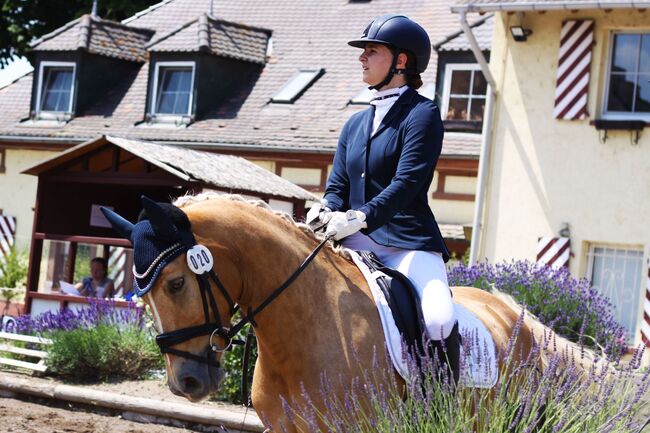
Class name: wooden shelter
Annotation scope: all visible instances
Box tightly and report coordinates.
[22,135,316,314]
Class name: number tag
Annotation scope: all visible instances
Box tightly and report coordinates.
[186,245,214,275]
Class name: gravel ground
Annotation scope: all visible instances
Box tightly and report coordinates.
[0,369,257,433]
[0,394,198,433]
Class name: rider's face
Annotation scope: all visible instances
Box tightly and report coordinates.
[359,43,393,86]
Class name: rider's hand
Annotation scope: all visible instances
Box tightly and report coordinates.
[306,200,333,225]
[325,210,367,240]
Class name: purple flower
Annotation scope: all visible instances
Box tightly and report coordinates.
[448,260,627,359]
[4,298,147,335]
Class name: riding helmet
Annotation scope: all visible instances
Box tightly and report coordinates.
[348,14,431,74]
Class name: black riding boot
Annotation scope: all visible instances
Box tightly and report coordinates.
[427,322,461,386]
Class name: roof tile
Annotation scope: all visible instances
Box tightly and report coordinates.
[1,0,486,158]
[148,14,270,64]
[434,15,493,52]
[452,0,650,12]
[32,15,154,62]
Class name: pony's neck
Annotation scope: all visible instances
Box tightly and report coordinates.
[232,213,327,313]
[206,203,346,354]
[189,200,330,317]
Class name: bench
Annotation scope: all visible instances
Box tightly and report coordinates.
[0,331,52,373]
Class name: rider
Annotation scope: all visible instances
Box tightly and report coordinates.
[308,14,460,383]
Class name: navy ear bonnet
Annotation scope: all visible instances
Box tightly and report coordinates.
[101,196,197,296]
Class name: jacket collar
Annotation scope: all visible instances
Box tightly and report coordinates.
[368,86,417,139]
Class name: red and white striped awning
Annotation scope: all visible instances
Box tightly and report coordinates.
[553,20,594,120]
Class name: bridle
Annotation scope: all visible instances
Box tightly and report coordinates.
[154,236,331,369]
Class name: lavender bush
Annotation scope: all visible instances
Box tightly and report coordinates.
[284,316,649,433]
[3,298,147,335]
[448,261,628,358]
[3,299,162,381]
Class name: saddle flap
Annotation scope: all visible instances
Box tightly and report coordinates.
[357,251,427,355]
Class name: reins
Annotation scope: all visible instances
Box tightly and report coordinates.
[154,236,332,371]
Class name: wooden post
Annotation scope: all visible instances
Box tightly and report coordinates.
[64,242,77,285]
[24,239,43,314]
[25,181,42,314]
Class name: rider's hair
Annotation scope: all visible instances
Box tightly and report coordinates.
[90,256,108,270]
[403,51,422,89]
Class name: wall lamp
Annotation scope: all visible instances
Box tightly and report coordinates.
[510,26,533,42]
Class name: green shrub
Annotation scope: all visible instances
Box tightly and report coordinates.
[215,322,256,404]
[0,247,28,288]
[45,323,164,382]
[73,245,92,285]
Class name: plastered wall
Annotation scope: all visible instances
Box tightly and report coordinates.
[0,149,57,250]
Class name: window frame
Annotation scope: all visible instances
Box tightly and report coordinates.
[584,242,646,344]
[150,61,196,119]
[441,63,487,123]
[36,61,76,117]
[601,30,650,121]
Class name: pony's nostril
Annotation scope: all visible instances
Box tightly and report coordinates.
[180,376,201,393]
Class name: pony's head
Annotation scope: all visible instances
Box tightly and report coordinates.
[102,196,237,401]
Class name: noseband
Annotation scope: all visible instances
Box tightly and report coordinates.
[154,237,331,368]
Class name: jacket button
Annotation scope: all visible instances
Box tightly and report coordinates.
[361,172,365,178]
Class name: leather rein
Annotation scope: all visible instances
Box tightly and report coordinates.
[154,236,331,370]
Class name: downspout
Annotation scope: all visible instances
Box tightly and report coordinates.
[458,10,497,266]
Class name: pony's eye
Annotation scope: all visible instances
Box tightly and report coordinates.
[167,277,185,294]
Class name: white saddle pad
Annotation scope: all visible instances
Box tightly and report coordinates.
[348,250,498,388]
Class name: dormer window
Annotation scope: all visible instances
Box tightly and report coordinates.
[151,62,195,117]
[36,61,76,115]
[271,69,324,103]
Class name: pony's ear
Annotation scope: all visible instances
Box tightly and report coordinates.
[140,195,178,240]
[100,207,134,240]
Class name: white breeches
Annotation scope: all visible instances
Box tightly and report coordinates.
[342,232,456,341]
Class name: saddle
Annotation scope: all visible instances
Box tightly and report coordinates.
[356,250,428,361]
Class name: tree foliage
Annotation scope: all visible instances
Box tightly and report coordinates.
[0,0,160,68]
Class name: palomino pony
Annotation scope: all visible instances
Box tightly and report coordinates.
[103,194,595,433]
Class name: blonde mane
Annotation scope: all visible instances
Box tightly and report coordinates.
[173,192,350,258]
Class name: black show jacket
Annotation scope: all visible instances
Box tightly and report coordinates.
[324,87,450,262]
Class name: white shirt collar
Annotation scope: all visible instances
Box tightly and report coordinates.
[370,85,408,106]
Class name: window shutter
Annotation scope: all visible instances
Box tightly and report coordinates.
[553,20,594,120]
[536,237,570,269]
[0,215,16,274]
[642,258,650,347]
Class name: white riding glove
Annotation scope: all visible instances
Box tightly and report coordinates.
[325,210,367,240]
[306,199,333,225]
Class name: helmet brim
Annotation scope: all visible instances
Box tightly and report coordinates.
[347,38,393,49]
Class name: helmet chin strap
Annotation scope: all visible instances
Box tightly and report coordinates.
[367,50,413,91]
[368,49,400,91]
